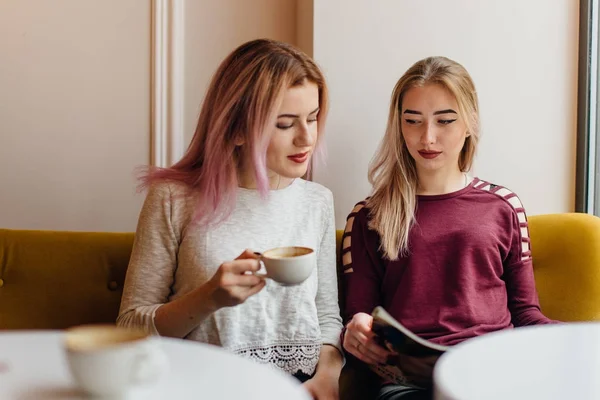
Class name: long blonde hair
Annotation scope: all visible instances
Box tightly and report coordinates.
[367,56,480,260]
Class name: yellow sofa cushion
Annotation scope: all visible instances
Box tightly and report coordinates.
[0,229,133,329]
[528,213,600,321]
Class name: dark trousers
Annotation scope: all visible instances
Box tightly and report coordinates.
[377,383,433,400]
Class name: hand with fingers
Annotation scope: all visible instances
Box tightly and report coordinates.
[343,312,396,366]
[205,249,267,309]
[344,313,439,388]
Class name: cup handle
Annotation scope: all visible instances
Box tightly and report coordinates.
[252,252,268,279]
[130,340,169,385]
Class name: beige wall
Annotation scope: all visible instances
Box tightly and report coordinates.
[312,0,579,228]
[0,0,302,232]
[1,1,579,232]
[0,0,150,231]
[183,0,298,146]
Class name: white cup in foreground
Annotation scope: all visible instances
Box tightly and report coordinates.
[257,246,316,285]
[64,325,168,398]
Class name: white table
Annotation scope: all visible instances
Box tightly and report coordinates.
[433,322,600,400]
[0,331,312,400]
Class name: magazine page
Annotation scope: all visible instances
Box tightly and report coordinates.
[368,306,449,388]
[371,306,448,357]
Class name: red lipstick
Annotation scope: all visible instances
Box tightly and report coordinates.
[288,152,309,163]
[418,150,442,159]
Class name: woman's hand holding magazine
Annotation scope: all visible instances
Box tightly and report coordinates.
[343,312,395,365]
[343,307,449,389]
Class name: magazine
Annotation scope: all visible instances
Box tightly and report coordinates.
[369,306,449,388]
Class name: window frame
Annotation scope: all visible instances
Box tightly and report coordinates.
[577,0,600,216]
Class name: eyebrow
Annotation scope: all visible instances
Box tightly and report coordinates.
[403,109,458,115]
[277,107,320,119]
[434,109,457,115]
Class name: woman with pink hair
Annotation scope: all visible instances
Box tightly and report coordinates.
[117,39,343,399]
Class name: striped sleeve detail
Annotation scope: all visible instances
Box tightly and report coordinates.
[474,181,531,261]
[473,178,491,191]
[342,201,366,274]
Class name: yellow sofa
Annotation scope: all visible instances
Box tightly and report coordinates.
[1,213,600,330]
[1,213,600,399]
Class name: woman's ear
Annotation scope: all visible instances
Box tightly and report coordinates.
[234,135,245,146]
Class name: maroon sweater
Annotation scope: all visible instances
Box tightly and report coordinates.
[343,178,554,347]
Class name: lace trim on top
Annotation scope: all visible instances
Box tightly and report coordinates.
[234,341,321,375]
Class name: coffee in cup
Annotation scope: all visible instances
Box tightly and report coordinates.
[64,324,168,397]
[256,246,315,285]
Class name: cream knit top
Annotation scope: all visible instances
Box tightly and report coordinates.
[117,179,343,375]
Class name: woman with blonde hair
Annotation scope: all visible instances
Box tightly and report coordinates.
[117,39,343,399]
[341,56,554,399]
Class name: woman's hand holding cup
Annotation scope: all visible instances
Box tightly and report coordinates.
[206,250,266,309]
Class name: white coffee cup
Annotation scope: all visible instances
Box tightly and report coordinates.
[64,325,168,397]
[256,246,316,285]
